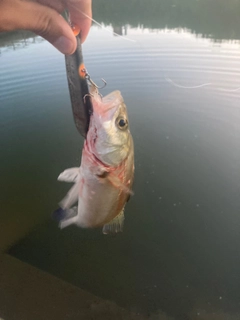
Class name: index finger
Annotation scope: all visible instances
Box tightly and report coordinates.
[68,0,92,43]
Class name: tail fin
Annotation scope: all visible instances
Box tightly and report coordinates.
[52,207,67,222]
[52,206,78,229]
[60,215,78,229]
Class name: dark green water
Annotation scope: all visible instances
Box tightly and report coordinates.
[1,1,240,319]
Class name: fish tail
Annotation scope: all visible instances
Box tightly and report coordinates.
[52,206,78,229]
[52,207,67,222]
[60,215,78,229]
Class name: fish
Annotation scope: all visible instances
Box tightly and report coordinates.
[54,11,134,234]
[54,87,134,234]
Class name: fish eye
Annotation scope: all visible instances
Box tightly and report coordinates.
[116,117,128,130]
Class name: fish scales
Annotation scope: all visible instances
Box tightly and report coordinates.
[55,89,134,234]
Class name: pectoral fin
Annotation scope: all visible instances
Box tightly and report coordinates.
[102,210,125,235]
[94,168,133,195]
[107,174,134,195]
[58,167,80,183]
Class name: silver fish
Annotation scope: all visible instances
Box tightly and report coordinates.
[55,88,134,234]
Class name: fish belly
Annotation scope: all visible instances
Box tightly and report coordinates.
[75,172,123,228]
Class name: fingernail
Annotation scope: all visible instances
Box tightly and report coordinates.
[53,36,75,54]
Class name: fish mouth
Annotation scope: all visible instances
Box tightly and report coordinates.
[91,89,124,115]
[101,90,123,105]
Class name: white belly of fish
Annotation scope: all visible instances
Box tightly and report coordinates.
[57,164,121,229]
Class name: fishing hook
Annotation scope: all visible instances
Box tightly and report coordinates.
[83,93,94,104]
[79,66,107,90]
[83,92,103,103]
[85,72,107,89]
[89,77,107,89]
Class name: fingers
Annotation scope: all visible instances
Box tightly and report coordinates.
[68,0,92,43]
[35,0,92,43]
[0,0,92,54]
[0,0,77,54]
[30,2,78,54]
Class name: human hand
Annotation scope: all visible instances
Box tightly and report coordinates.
[0,0,92,54]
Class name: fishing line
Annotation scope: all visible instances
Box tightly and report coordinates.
[81,11,136,42]
[68,2,136,43]
[72,5,240,92]
[92,17,134,42]
[165,77,212,89]
[165,76,240,92]
[216,86,240,92]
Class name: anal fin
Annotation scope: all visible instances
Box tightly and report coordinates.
[102,210,125,235]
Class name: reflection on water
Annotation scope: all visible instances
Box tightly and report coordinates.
[93,0,240,41]
[0,31,44,55]
[1,1,240,319]
[1,0,240,51]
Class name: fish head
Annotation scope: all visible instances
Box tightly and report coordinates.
[88,89,132,167]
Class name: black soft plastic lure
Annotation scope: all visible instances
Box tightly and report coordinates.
[64,11,92,137]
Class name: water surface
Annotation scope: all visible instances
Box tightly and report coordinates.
[1,1,240,319]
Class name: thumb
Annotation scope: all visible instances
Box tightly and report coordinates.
[0,0,76,54]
